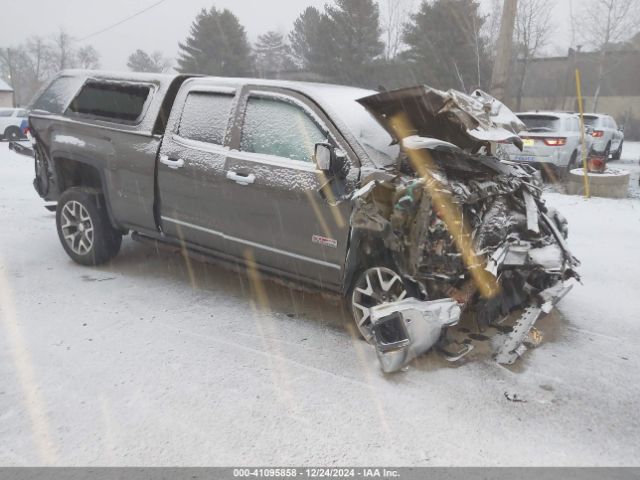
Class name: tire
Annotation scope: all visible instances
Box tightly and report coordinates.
[349,266,409,343]
[564,151,578,180]
[4,126,21,142]
[612,140,623,160]
[56,188,122,266]
[604,142,611,162]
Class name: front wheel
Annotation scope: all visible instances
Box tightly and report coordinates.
[350,266,408,343]
[56,188,122,266]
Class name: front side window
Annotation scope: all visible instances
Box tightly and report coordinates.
[16,109,27,117]
[240,95,327,162]
[67,81,151,123]
[178,92,233,145]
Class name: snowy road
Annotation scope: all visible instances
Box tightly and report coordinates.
[1,141,639,466]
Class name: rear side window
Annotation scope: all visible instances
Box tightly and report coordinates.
[240,96,327,162]
[178,92,233,145]
[0,110,11,117]
[31,76,85,114]
[518,115,561,132]
[67,81,151,123]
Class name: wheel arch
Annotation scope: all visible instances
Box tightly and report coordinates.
[51,152,122,231]
[341,229,399,297]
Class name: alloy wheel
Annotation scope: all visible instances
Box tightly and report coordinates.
[60,200,94,255]
[351,267,407,342]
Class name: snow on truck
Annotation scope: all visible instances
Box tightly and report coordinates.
[16,70,579,372]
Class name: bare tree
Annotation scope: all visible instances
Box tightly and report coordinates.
[52,29,76,71]
[77,45,101,69]
[484,0,504,60]
[25,37,53,83]
[575,0,640,110]
[380,0,412,60]
[514,0,554,110]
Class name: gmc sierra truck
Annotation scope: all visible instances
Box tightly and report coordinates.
[18,70,579,372]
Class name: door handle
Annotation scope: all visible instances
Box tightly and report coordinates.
[226,171,255,186]
[160,155,185,169]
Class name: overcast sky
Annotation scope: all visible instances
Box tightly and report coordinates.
[0,0,573,71]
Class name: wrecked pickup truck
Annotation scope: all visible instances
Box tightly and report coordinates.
[19,71,578,372]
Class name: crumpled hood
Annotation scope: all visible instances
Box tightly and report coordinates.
[357,85,526,151]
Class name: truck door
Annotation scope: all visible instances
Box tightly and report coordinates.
[157,86,237,253]
[220,89,355,289]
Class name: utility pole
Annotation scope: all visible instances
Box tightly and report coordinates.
[491,0,518,102]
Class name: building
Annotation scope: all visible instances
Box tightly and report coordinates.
[0,78,14,108]
[508,49,640,139]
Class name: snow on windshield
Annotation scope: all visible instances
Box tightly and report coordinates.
[309,85,400,166]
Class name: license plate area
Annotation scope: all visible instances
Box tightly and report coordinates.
[513,155,536,162]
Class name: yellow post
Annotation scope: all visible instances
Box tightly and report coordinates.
[575,68,590,198]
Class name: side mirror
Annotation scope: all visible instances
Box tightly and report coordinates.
[619,125,625,132]
[314,142,347,178]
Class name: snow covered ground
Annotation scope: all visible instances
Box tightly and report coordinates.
[1,140,639,467]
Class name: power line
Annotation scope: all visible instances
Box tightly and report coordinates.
[78,0,168,42]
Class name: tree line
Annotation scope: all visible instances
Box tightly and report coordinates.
[0,30,100,106]
[2,0,639,109]
[174,0,491,91]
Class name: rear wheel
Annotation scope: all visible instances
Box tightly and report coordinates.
[3,126,20,141]
[604,142,611,162]
[56,188,122,266]
[350,266,408,343]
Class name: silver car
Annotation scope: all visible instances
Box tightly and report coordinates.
[502,111,593,179]
[583,113,624,160]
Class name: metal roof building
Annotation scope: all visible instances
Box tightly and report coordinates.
[0,78,14,107]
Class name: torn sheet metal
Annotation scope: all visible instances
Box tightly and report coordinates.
[370,298,461,373]
[495,282,573,364]
[357,85,526,152]
[348,84,580,371]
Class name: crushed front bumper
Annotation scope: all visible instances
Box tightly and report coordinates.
[369,298,462,373]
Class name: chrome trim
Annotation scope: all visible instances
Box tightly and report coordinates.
[161,216,341,270]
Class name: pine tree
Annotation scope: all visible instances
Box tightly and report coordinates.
[177,7,252,76]
[288,6,330,71]
[254,31,293,78]
[324,0,384,81]
[403,0,490,90]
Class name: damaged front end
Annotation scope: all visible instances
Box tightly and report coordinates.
[350,85,580,373]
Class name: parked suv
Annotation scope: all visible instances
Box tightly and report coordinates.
[583,113,624,160]
[500,111,592,179]
[17,71,579,371]
[0,107,28,141]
